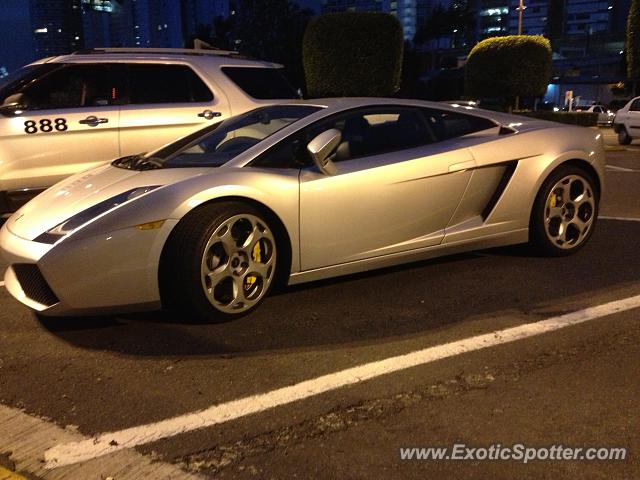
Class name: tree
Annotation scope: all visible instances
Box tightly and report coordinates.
[628,0,640,95]
[230,1,313,91]
[465,35,552,106]
[303,12,403,97]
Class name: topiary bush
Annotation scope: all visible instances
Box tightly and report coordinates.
[465,35,552,100]
[303,12,403,97]
[518,111,598,127]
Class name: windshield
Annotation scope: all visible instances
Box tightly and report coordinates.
[144,105,322,169]
[0,64,60,101]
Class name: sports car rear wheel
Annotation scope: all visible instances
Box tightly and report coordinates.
[162,202,277,322]
[530,166,598,256]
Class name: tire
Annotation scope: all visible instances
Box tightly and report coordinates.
[618,128,632,145]
[161,202,279,322]
[529,166,598,257]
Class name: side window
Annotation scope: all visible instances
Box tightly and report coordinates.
[221,67,299,99]
[20,64,114,110]
[421,108,497,141]
[308,107,434,162]
[126,64,213,105]
[630,99,640,112]
[252,133,310,169]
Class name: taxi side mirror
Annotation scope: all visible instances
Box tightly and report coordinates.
[0,93,27,116]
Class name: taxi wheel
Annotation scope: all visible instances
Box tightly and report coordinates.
[529,166,598,257]
[161,202,278,322]
[618,128,632,145]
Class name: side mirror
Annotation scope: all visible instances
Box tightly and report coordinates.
[0,93,26,116]
[307,128,341,175]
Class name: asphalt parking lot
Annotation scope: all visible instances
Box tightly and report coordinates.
[0,128,639,479]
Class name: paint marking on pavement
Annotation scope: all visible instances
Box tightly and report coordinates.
[605,165,640,173]
[44,293,640,469]
[0,405,203,480]
[599,216,640,222]
[0,466,28,480]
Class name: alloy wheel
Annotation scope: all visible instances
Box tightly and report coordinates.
[543,174,595,250]
[200,213,276,313]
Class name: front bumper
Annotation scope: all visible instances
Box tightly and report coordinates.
[0,220,177,316]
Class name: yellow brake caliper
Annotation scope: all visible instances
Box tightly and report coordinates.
[245,243,262,291]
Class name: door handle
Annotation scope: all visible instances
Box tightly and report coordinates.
[79,116,108,127]
[198,110,222,120]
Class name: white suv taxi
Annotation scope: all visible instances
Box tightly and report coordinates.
[0,48,299,214]
[612,96,640,145]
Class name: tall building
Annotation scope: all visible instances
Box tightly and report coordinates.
[28,0,193,54]
[81,0,135,48]
[131,0,184,47]
[321,0,422,40]
[29,0,84,57]
[182,0,231,40]
[507,0,547,35]
[477,0,509,38]
[563,0,610,35]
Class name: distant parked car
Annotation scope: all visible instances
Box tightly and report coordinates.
[574,104,615,126]
[0,48,299,214]
[612,96,640,145]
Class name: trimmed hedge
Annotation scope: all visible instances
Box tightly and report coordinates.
[465,35,552,99]
[628,0,640,79]
[303,12,403,97]
[518,111,598,127]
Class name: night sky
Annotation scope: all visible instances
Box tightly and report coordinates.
[0,0,34,71]
[0,1,320,73]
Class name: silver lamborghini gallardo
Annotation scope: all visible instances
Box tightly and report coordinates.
[0,98,605,321]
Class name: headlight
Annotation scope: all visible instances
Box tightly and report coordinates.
[34,186,159,244]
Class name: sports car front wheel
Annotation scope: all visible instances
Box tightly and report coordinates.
[530,166,598,256]
[162,202,277,322]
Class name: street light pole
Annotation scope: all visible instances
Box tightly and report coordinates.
[518,0,525,35]
[515,0,526,111]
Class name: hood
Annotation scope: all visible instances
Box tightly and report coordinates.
[7,164,210,241]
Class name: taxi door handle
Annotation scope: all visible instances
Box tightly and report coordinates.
[79,116,108,127]
[198,110,222,120]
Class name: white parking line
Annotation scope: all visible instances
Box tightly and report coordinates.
[605,165,640,172]
[44,293,640,469]
[599,216,640,222]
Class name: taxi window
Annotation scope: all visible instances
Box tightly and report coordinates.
[126,64,213,104]
[19,64,115,110]
[222,67,299,99]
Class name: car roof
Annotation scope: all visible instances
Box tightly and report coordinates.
[32,48,282,69]
[277,97,495,115]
